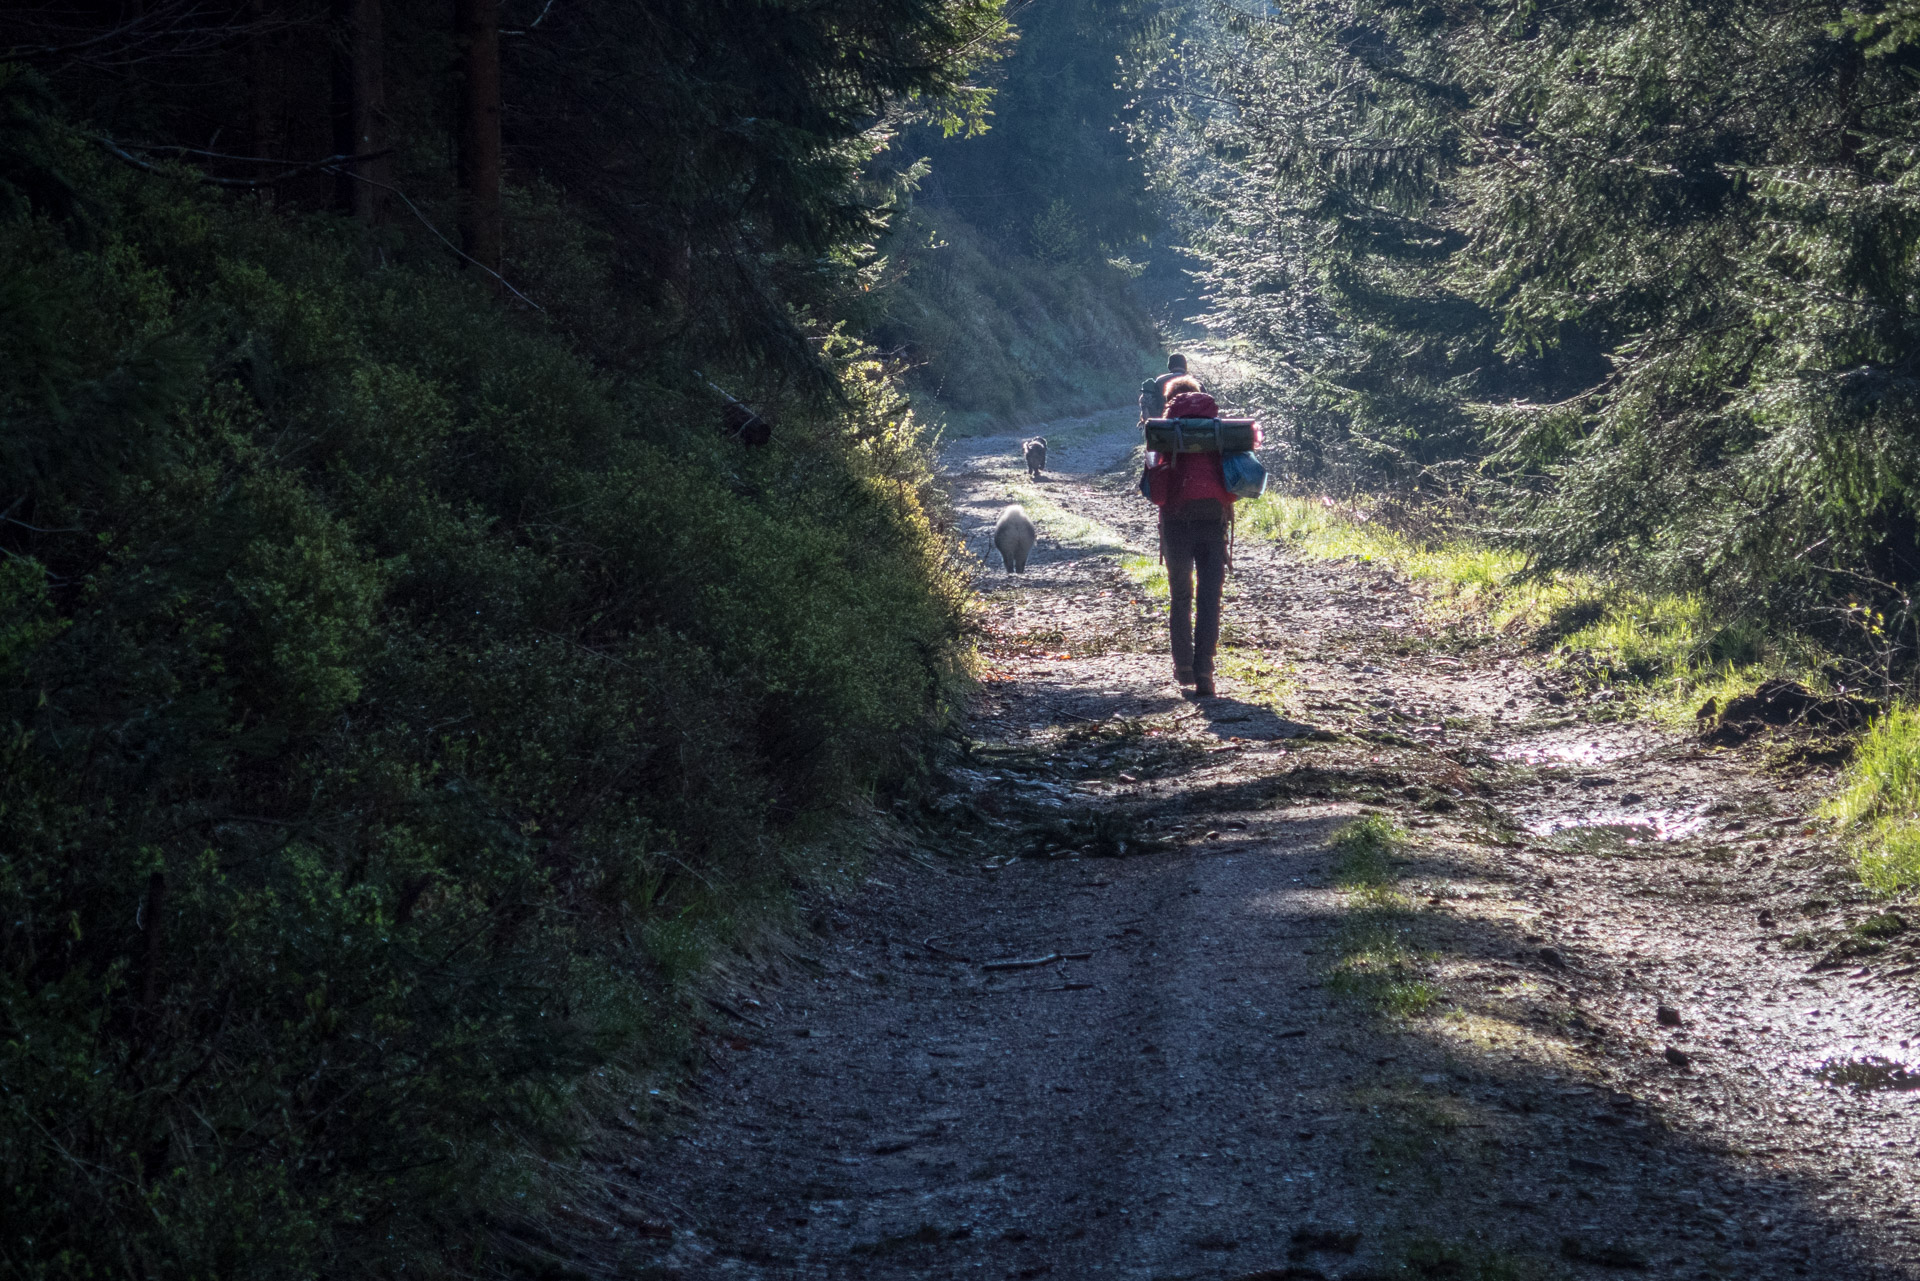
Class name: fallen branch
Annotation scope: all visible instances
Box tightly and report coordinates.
[95,135,392,188]
[919,934,971,963]
[916,922,987,962]
[705,997,766,1028]
[982,952,1060,971]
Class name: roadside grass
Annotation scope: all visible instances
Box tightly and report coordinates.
[1328,816,1437,1016]
[1825,704,1920,895]
[1239,492,1818,724]
[1334,813,1401,895]
[1121,552,1167,598]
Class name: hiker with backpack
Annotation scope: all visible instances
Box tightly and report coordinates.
[1141,373,1263,697]
[1139,353,1193,423]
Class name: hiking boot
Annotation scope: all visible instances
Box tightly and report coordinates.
[1174,664,1196,686]
[1194,671,1216,697]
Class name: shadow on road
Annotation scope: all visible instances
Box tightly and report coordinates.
[1190,694,1321,741]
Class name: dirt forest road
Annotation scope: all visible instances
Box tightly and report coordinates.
[597,409,1920,1280]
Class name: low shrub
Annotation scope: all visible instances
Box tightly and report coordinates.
[0,121,970,1276]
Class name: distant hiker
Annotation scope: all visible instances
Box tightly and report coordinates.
[1023,436,1047,479]
[1139,353,1198,423]
[1141,376,1259,697]
[994,504,1037,573]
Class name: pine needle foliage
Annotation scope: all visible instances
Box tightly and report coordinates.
[1155,0,1920,653]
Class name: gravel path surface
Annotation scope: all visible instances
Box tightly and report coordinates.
[574,410,1920,1280]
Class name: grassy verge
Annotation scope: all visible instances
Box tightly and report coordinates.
[1825,706,1920,894]
[1239,492,1824,724]
[1327,816,1437,1016]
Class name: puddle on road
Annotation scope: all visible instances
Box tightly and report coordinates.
[1495,723,1650,769]
[1814,1056,1920,1094]
[1528,811,1712,845]
[1494,722,1715,843]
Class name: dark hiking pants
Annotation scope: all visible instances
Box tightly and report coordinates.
[1164,516,1227,675]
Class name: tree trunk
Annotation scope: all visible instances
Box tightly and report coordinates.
[248,0,280,184]
[330,0,387,221]
[455,0,502,281]
[140,871,165,1016]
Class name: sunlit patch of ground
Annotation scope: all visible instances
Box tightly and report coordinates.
[1209,650,1298,720]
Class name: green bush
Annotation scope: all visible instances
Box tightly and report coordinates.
[0,128,969,1275]
[1158,0,1920,638]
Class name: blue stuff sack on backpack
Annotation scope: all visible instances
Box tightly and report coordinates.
[1221,450,1268,499]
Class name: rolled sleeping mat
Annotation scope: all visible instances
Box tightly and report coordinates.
[1143,418,1260,453]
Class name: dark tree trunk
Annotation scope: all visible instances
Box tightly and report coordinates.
[455,0,502,280]
[248,0,281,182]
[330,0,387,221]
[140,871,165,1016]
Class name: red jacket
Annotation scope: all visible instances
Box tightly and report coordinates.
[1146,451,1235,512]
[1144,421,1262,513]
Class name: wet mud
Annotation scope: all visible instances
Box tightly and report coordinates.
[560,410,1920,1280]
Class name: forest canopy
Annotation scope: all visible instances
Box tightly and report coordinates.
[1156,0,1920,659]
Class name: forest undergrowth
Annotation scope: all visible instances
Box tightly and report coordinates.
[0,65,977,1281]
